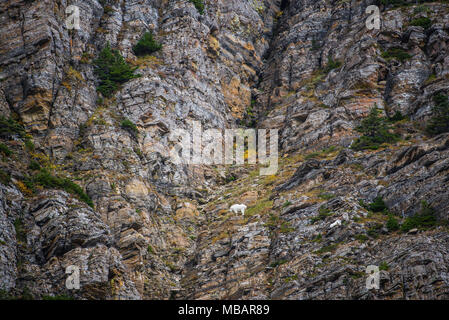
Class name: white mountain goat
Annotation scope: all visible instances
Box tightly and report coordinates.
[230,204,247,216]
[330,219,342,228]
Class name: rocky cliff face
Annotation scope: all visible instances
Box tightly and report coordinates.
[1,0,449,300]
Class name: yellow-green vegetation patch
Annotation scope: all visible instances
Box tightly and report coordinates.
[350,271,366,279]
[67,66,84,82]
[246,198,273,217]
[283,274,298,283]
[129,55,164,69]
[265,213,280,228]
[317,190,335,200]
[22,168,93,207]
[0,143,12,157]
[346,162,364,172]
[133,31,162,57]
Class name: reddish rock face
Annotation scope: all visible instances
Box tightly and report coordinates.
[1,0,449,300]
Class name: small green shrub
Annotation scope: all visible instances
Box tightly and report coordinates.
[352,106,400,150]
[381,48,412,62]
[413,5,430,14]
[368,196,388,213]
[79,123,88,137]
[426,93,449,136]
[386,214,400,231]
[355,234,369,242]
[425,73,437,85]
[134,147,143,159]
[282,201,292,208]
[280,221,295,233]
[28,161,41,171]
[410,17,432,29]
[304,151,320,160]
[270,259,287,268]
[93,43,140,97]
[389,111,406,122]
[20,287,34,300]
[400,201,437,232]
[367,223,383,238]
[245,199,273,217]
[188,0,205,14]
[318,192,335,200]
[121,118,139,136]
[0,169,11,185]
[133,32,162,56]
[24,138,34,151]
[311,39,321,51]
[379,261,390,271]
[0,143,12,157]
[97,79,118,98]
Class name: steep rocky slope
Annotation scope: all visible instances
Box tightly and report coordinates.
[1,0,449,300]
